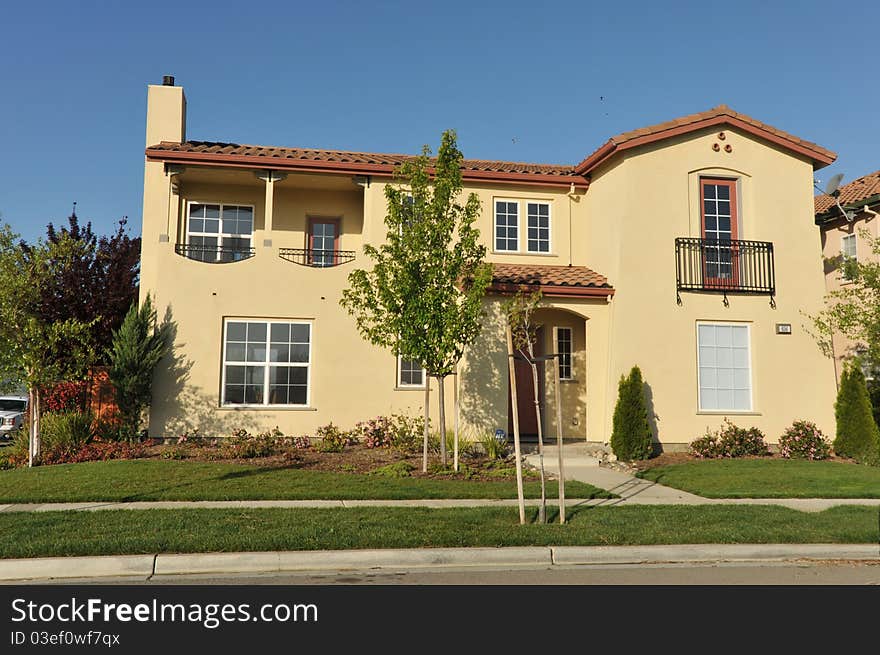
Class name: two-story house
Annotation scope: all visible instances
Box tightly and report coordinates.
[140,76,837,449]
[816,169,880,383]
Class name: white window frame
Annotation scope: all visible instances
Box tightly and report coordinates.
[841,233,857,260]
[696,321,753,412]
[526,201,552,253]
[494,199,520,252]
[186,201,255,261]
[221,318,312,407]
[397,355,426,388]
[554,326,574,380]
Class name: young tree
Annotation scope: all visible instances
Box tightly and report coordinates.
[610,366,653,461]
[504,290,547,523]
[341,130,492,470]
[833,363,880,464]
[107,295,172,439]
[0,225,95,465]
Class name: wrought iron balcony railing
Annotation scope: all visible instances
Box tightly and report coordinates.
[279,248,356,267]
[174,243,256,263]
[675,237,775,304]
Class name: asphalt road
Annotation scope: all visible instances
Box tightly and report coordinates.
[27,561,880,585]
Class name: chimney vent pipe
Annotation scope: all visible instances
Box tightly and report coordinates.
[162,75,175,86]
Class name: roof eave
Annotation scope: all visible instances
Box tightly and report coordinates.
[145,148,590,189]
[488,282,615,298]
[576,115,836,175]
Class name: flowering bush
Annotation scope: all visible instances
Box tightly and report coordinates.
[690,419,767,458]
[778,420,831,460]
[314,423,358,453]
[354,413,425,453]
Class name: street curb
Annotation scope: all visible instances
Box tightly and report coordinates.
[1,544,878,581]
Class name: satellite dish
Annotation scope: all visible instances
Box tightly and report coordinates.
[825,173,844,196]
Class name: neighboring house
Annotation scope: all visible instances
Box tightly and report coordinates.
[140,76,837,449]
[815,169,880,382]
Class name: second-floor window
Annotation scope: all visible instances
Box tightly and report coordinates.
[701,179,738,284]
[495,200,551,253]
[308,218,340,267]
[187,202,253,262]
[495,201,519,252]
[841,233,857,281]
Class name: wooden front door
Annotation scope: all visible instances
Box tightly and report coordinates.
[508,327,544,438]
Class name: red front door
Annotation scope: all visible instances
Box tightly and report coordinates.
[508,327,544,438]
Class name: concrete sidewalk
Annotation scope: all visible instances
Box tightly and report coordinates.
[2,544,879,582]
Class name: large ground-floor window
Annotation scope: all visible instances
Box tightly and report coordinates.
[697,322,751,411]
[222,319,311,406]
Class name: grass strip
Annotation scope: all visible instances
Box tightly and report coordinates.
[0,505,876,559]
[0,460,609,502]
[637,459,880,498]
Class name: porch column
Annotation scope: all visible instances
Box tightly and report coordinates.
[256,170,287,244]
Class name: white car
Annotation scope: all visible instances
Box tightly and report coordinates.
[0,395,28,439]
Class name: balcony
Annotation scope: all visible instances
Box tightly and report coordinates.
[279,248,356,268]
[675,237,775,304]
[174,243,256,263]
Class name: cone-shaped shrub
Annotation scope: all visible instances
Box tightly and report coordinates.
[833,363,880,464]
[610,366,653,460]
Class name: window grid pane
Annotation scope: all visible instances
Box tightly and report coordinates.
[495,201,518,251]
[188,203,254,261]
[701,182,734,280]
[223,320,310,406]
[398,357,425,387]
[527,203,550,253]
[697,324,751,411]
[557,328,573,380]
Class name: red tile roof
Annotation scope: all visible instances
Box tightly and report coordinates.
[576,105,836,174]
[489,263,613,298]
[146,141,584,188]
[815,169,880,217]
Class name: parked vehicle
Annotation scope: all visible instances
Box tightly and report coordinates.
[0,395,28,439]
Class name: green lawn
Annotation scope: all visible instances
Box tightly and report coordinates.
[638,459,880,498]
[0,459,610,503]
[0,505,875,558]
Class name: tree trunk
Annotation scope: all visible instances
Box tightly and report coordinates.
[553,354,566,525]
[528,348,546,524]
[422,376,430,473]
[506,325,526,525]
[438,375,447,469]
[453,367,460,472]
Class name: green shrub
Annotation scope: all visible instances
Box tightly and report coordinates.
[834,363,880,464]
[478,432,509,460]
[314,423,357,453]
[690,419,767,458]
[610,366,653,460]
[689,430,722,458]
[428,429,475,457]
[40,411,94,452]
[368,461,414,478]
[717,419,767,457]
[779,420,831,460]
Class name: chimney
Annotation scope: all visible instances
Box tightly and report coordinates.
[145,75,186,147]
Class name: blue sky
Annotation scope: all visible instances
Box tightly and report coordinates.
[1,0,877,242]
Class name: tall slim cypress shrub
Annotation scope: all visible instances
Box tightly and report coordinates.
[610,365,653,460]
[834,363,880,464]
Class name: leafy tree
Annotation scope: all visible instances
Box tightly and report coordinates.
[341,130,492,470]
[505,290,547,523]
[610,366,653,460]
[833,363,880,464]
[31,210,140,365]
[107,295,172,439]
[0,225,95,465]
